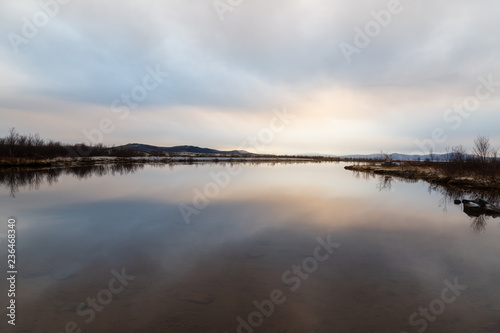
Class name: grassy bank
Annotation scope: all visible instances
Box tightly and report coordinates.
[345,163,500,191]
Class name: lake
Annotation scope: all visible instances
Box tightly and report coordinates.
[1,162,499,332]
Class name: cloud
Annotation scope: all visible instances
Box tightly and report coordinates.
[0,0,499,154]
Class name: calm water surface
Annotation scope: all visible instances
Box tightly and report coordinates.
[0,162,499,332]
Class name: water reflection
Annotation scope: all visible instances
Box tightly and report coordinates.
[469,215,488,232]
[1,163,500,332]
[359,171,500,232]
[454,199,500,232]
[428,183,500,207]
[425,182,500,231]
[376,175,393,192]
[0,160,338,197]
[459,199,500,218]
[0,163,144,197]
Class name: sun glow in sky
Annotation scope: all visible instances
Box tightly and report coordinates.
[0,0,499,155]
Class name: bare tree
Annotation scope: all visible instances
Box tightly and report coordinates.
[452,145,467,175]
[491,147,499,161]
[6,127,18,156]
[452,145,467,161]
[490,146,499,180]
[444,146,451,162]
[473,135,491,163]
[17,134,27,155]
[33,133,44,153]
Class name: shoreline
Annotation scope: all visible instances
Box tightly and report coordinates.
[345,164,500,192]
[0,156,343,173]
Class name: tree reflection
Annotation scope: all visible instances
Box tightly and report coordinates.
[427,183,500,231]
[0,159,336,197]
[376,176,393,192]
[470,215,488,232]
[374,174,419,192]
[0,163,143,197]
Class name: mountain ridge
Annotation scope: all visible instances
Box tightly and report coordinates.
[114,144,458,160]
[113,143,253,155]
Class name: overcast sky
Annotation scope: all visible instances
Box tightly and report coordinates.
[0,0,499,155]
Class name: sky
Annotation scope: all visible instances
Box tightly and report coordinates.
[0,0,499,155]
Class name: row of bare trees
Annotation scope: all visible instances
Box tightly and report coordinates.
[441,136,499,180]
[0,128,131,159]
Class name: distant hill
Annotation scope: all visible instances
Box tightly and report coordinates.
[111,144,462,160]
[112,143,252,155]
[302,153,457,161]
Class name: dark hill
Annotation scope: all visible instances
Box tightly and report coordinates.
[113,143,252,155]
